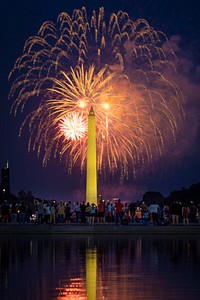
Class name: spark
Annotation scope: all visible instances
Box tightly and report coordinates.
[9,7,184,179]
[59,112,87,141]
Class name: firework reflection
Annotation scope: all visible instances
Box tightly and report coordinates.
[56,248,97,300]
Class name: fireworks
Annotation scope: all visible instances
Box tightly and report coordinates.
[9,7,184,179]
[59,112,87,141]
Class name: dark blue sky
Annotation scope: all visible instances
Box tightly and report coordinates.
[1,0,200,201]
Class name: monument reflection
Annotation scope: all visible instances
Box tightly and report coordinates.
[56,247,97,300]
[0,235,200,300]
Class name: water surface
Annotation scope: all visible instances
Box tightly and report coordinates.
[0,234,200,300]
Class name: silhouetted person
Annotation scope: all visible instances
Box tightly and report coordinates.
[18,201,26,225]
[171,201,181,224]
[129,201,136,223]
[80,201,86,223]
[189,201,197,223]
[149,201,160,226]
[115,199,123,225]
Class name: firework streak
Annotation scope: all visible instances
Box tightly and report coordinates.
[9,7,184,179]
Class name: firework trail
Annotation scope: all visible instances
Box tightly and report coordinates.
[9,7,184,180]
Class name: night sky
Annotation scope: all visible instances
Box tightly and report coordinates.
[1,0,200,202]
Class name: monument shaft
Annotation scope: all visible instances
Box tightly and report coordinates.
[86,107,97,205]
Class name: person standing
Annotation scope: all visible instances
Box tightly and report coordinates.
[50,202,56,225]
[163,202,170,223]
[140,201,149,222]
[189,201,197,223]
[97,200,105,223]
[85,202,91,225]
[182,203,190,225]
[65,202,71,224]
[37,200,44,225]
[90,203,97,226]
[18,201,27,225]
[148,201,160,226]
[178,202,183,223]
[115,199,123,225]
[106,201,112,223]
[57,202,65,223]
[129,201,136,223]
[171,201,180,225]
[74,202,81,223]
[44,203,51,224]
[80,201,86,223]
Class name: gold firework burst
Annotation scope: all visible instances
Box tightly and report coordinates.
[9,7,184,179]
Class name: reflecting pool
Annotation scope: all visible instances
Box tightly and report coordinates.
[0,234,200,300]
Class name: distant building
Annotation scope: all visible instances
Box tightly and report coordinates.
[0,161,11,202]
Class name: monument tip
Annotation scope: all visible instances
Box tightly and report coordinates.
[89,106,95,116]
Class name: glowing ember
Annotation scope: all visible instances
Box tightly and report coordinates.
[59,112,87,141]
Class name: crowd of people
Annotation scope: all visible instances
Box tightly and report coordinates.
[0,198,200,226]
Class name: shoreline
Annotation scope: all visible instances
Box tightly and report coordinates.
[0,223,200,235]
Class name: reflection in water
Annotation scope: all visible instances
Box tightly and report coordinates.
[57,277,86,299]
[56,247,97,300]
[0,235,200,300]
[86,248,97,300]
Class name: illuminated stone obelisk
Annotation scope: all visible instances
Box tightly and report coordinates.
[86,106,97,205]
